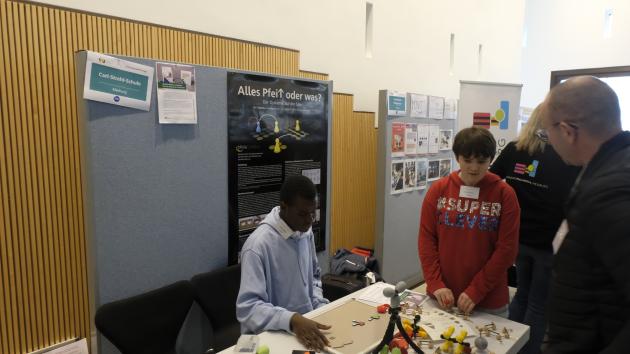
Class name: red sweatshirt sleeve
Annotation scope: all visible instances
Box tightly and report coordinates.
[418,181,447,295]
[464,184,520,304]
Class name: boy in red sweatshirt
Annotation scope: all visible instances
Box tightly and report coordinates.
[418,127,520,316]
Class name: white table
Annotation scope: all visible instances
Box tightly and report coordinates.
[220,283,529,354]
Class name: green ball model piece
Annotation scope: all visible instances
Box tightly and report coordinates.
[391,348,402,354]
[379,344,389,354]
[256,344,269,354]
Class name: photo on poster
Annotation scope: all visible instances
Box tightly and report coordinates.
[391,160,405,194]
[428,159,441,181]
[439,159,452,178]
[238,213,268,232]
[444,98,458,120]
[161,65,173,83]
[417,124,429,155]
[180,70,193,86]
[428,96,445,119]
[156,62,196,91]
[416,158,428,189]
[409,93,428,118]
[428,125,440,154]
[404,159,417,191]
[392,122,406,157]
[405,123,418,155]
[387,91,407,117]
[439,129,453,151]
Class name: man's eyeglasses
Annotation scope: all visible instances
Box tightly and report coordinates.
[535,121,579,143]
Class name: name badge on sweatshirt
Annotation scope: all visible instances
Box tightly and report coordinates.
[459,186,480,199]
[552,219,569,254]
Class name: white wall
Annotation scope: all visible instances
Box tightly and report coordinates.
[521,0,630,108]
[35,0,526,113]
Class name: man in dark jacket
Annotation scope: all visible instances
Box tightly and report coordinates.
[539,75,630,354]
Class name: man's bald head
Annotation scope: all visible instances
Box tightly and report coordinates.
[543,76,621,138]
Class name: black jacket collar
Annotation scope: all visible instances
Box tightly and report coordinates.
[582,131,630,181]
[566,131,630,211]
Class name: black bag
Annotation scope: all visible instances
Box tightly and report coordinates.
[321,273,366,302]
[330,248,381,277]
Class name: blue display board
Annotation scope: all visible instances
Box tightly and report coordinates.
[75,51,332,353]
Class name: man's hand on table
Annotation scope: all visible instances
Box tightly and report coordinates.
[290,313,331,352]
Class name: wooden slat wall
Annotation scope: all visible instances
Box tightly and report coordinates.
[330,94,377,253]
[1,1,89,353]
[0,1,375,353]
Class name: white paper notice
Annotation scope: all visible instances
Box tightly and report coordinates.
[409,93,429,118]
[428,125,440,154]
[417,125,429,155]
[428,96,445,119]
[405,123,418,155]
[356,282,395,305]
[156,62,198,124]
[444,98,458,119]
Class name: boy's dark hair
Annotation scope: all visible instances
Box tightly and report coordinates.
[280,175,317,205]
[452,127,496,159]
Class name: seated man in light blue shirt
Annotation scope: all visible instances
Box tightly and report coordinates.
[236,175,331,351]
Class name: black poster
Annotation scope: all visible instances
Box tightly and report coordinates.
[227,72,329,264]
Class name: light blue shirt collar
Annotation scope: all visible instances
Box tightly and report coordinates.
[263,206,309,240]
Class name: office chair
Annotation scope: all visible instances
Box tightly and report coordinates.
[191,264,242,352]
[95,280,195,354]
